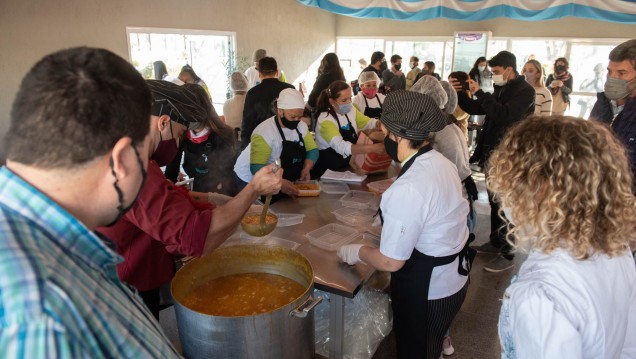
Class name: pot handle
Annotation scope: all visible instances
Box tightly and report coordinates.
[289,296,323,318]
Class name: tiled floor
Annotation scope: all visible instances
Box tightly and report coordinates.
[161,168,523,359]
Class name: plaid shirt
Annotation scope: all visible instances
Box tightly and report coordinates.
[0,167,180,358]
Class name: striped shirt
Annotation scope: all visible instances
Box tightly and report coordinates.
[0,167,180,358]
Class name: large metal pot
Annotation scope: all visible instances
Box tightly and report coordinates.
[171,245,322,359]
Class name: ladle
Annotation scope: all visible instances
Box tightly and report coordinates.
[259,158,281,232]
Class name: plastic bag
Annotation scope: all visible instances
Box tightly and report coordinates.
[314,286,392,359]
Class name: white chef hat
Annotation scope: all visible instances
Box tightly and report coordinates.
[277,89,305,109]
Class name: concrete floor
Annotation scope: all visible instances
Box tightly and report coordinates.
[161,167,522,359]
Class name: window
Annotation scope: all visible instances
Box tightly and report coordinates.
[127,27,236,115]
[336,38,384,82]
[388,40,449,78]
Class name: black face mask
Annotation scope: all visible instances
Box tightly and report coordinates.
[394,64,402,71]
[281,115,300,130]
[555,65,566,73]
[105,145,147,227]
[384,136,399,162]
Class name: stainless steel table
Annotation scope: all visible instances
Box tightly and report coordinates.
[263,167,399,359]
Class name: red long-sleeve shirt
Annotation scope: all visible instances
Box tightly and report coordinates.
[97,161,212,291]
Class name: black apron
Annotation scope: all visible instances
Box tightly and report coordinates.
[275,117,306,182]
[380,145,476,359]
[269,117,306,203]
[363,94,383,119]
[311,110,359,179]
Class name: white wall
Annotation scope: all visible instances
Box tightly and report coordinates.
[0,0,336,162]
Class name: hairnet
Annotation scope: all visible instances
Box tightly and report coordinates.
[230,72,248,92]
[409,75,447,109]
[358,71,381,85]
[440,81,457,114]
[253,49,267,62]
[277,89,305,109]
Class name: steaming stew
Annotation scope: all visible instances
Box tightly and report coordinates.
[181,272,305,316]
[242,213,277,225]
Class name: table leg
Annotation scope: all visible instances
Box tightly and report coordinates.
[328,294,345,359]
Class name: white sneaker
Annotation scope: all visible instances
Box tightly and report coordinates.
[442,335,454,356]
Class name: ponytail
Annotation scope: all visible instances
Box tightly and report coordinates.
[315,80,350,116]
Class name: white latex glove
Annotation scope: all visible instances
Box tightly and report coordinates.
[338,244,364,265]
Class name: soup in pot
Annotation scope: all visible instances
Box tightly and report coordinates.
[181,272,305,316]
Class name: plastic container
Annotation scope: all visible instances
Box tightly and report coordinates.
[294,180,321,197]
[276,213,305,227]
[305,223,359,251]
[333,207,377,227]
[366,177,396,194]
[352,232,381,247]
[320,181,350,195]
[339,190,378,209]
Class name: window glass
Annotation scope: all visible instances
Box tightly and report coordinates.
[128,29,235,114]
[336,38,384,82]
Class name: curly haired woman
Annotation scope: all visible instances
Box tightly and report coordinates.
[488,116,636,358]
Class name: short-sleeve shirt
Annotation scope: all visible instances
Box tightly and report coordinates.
[315,106,378,157]
[379,150,469,299]
[97,161,212,292]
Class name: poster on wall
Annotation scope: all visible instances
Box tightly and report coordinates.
[452,31,491,73]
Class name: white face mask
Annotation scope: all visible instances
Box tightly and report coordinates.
[492,72,508,86]
[478,65,486,72]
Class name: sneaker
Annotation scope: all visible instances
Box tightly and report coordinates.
[471,242,500,254]
[484,255,514,273]
[442,335,454,356]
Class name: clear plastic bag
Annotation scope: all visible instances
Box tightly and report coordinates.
[314,286,392,359]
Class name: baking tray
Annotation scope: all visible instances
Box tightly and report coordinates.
[305,223,358,251]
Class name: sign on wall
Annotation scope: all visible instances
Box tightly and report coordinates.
[452,31,491,73]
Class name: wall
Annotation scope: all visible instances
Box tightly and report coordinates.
[336,15,635,38]
[0,0,336,162]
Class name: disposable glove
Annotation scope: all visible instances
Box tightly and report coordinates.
[337,244,364,265]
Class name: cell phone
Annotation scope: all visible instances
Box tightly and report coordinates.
[461,81,470,91]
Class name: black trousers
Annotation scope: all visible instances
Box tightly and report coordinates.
[425,282,469,359]
[487,189,514,259]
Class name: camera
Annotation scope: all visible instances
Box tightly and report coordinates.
[461,81,470,91]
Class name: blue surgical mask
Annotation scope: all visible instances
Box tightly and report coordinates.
[337,103,352,115]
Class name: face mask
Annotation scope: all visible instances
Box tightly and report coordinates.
[383,136,399,162]
[151,121,179,166]
[281,115,300,130]
[555,65,566,73]
[336,103,352,115]
[394,64,402,71]
[604,76,636,100]
[524,73,536,84]
[380,61,388,72]
[105,145,147,227]
[362,87,378,99]
[492,74,507,86]
[478,66,486,72]
[410,62,416,70]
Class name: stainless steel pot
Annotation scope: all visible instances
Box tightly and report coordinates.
[171,245,322,359]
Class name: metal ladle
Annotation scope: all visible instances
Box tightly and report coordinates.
[259,158,281,232]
